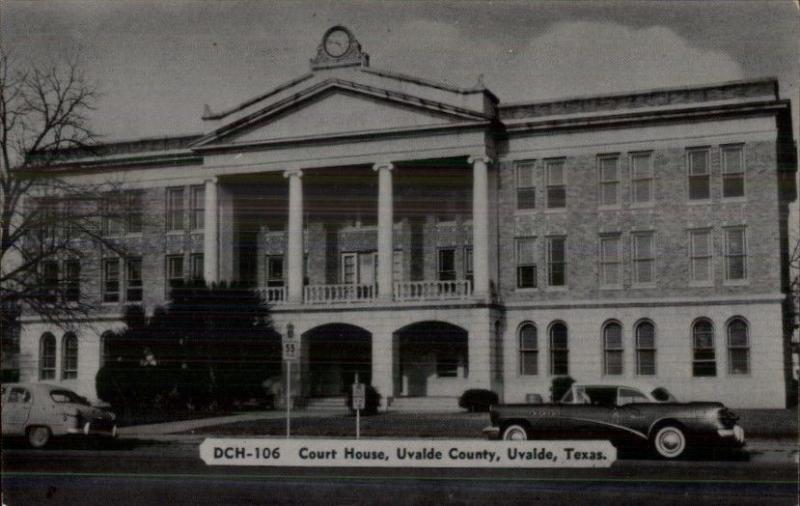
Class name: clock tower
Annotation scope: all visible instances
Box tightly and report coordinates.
[310,26,369,70]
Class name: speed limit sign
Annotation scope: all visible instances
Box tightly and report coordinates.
[282,338,298,361]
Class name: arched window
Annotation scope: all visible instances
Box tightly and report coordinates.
[39,333,56,380]
[727,318,750,375]
[603,321,623,375]
[635,321,656,375]
[62,333,78,379]
[519,323,538,375]
[692,319,716,377]
[549,323,568,375]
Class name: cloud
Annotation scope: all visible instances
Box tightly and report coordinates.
[491,21,744,102]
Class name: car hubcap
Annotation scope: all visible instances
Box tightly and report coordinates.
[658,429,683,455]
[505,427,527,440]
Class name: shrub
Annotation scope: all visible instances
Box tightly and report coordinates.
[346,384,381,416]
[459,389,499,412]
[550,376,575,402]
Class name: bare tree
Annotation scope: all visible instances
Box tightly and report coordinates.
[1,48,127,326]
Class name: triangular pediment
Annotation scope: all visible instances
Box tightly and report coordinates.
[194,79,491,147]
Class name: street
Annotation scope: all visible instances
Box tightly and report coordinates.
[2,437,797,505]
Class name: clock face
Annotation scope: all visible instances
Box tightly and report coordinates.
[324,28,351,58]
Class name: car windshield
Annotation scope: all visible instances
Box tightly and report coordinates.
[651,387,677,402]
[50,390,91,405]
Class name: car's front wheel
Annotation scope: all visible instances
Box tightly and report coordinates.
[27,426,51,449]
[652,425,687,459]
[501,424,529,441]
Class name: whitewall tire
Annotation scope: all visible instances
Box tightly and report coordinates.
[653,425,687,459]
[501,424,529,441]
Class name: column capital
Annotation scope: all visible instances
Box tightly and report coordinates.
[372,161,394,172]
[467,154,492,166]
[204,176,219,185]
[283,168,303,179]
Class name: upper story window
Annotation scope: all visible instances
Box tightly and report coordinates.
[102,196,123,237]
[190,185,205,230]
[547,236,566,287]
[41,260,59,303]
[549,322,569,375]
[438,248,456,281]
[632,232,655,285]
[166,255,185,291]
[516,237,537,288]
[635,321,656,375]
[689,229,713,283]
[721,145,745,198]
[464,247,473,284]
[102,258,120,303]
[61,333,78,380]
[724,227,747,281]
[64,259,80,302]
[598,155,619,207]
[125,257,143,302]
[519,323,538,375]
[727,318,750,375]
[692,319,716,377]
[603,321,623,375]
[39,333,56,380]
[166,187,184,232]
[687,148,710,200]
[516,161,536,210]
[545,159,566,209]
[191,253,204,282]
[125,191,143,234]
[266,255,284,287]
[599,235,621,287]
[630,152,653,204]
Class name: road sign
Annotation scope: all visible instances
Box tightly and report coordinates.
[282,339,298,361]
[352,382,366,410]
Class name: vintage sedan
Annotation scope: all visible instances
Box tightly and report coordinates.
[1,383,117,448]
[485,382,745,459]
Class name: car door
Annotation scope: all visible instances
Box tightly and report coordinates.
[2,386,33,435]
[614,387,651,441]
[567,386,618,440]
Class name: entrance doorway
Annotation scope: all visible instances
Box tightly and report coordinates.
[304,324,372,397]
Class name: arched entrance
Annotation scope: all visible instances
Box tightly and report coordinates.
[304,324,371,397]
[395,321,468,397]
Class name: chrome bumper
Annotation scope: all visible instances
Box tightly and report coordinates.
[483,425,500,439]
[717,425,745,445]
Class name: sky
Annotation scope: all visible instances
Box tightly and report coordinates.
[2,0,798,142]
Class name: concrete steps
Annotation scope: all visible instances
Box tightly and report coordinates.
[305,396,348,412]
[389,396,462,413]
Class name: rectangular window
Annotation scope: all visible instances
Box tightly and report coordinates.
[722,145,745,198]
[599,235,621,287]
[598,155,619,206]
[190,185,205,230]
[42,261,59,303]
[190,253,204,281]
[688,148,710,200]
[266,255,284,287]
[631,152,653,204]
[102,258,120,303]
[341,253,357,285]
[64,260,80,302]
[102,197,122,237]
[515,237,537,288]
[166,187,184,232]
[393,250,404,282]
[464,247,473,284]
[166,255,184,291]
[126,191,143,234]
[547,236,566,287]
[516,161,536,210]
[632,232,655,284]
[690,229,712,283]
[545,159,566,209]
[436,348,459,378]
[438,248,456,281]
[724,227,747,280]
[125,257,143,302]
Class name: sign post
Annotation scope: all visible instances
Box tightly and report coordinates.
[282,324,298,438]
[352,373,365,439]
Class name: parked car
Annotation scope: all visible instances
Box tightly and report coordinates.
[1,383,118,448]
[484,382,745,459]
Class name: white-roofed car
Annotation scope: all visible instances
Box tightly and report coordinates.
[1,383,117,448]
[485,382,745,459]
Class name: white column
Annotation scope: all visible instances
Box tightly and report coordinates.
[203,178,219,284]
[469,155,490,299]
[373,162,394,301]
[372,329,394,411]
[284,168,304,304]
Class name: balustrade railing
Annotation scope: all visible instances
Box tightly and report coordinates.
[304,283,377,304]
[257,286,286,304]
[393,280,472,302]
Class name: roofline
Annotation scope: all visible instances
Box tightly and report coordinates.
[360,66,497,100]
[499,77,780,109]
[202,73,315,121]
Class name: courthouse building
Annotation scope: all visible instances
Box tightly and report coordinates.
[18,27,797,408]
